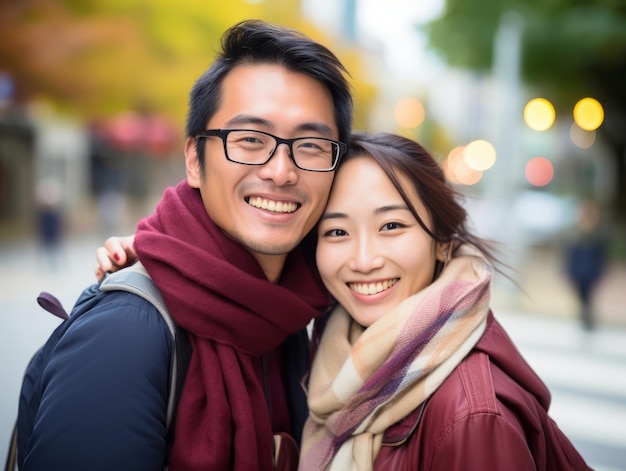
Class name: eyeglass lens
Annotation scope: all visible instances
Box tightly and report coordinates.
[225,130,337,170]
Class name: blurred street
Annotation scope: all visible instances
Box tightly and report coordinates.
[1,1,626,469]
[1,232,625,470]
[497,311,626,471]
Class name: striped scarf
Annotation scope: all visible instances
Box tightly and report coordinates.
[299,245,492,470]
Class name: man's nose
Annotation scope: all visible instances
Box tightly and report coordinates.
[257,143,298,185]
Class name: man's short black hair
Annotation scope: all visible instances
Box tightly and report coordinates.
[186,20,353,170]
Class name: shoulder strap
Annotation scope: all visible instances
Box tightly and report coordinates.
[100,262,175,336]
[6,264,190,471]
[99,262,190,432]
[4,425,17,471]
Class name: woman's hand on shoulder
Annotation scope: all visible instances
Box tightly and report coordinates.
[95,235,137,281]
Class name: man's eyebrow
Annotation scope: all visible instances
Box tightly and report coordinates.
[295,122,334,137]
[223,115,272,128]
[223,115,334,137]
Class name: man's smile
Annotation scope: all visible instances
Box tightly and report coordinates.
[246,196,299,213]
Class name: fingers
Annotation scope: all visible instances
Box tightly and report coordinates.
[112,235,137,264]
[95,265,107,282]
[95,246,117,281]
[94,235,137,281]
[103,236,129,267]
[94,243,114,281]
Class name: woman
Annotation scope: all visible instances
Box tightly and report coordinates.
[96,132,591,470]
[299,132,591,470]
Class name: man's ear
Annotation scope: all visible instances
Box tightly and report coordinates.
[185,137,201,188]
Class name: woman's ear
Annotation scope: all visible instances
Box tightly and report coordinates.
[185,137,201,188]
[436,242,452,264]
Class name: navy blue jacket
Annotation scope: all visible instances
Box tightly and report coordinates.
[17,283,310,470]
[17,284,173,470]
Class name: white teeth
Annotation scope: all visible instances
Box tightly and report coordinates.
[248,196,298,213]
[349,279,399,295]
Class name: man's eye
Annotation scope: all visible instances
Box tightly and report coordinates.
[299,141,323,150]
[236,136,264,145]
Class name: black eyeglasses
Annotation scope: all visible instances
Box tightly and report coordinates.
[197,129,346,172]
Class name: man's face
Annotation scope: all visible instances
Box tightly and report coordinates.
[185,64,337,279]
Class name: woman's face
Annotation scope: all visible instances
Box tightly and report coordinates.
[316,155,439,327]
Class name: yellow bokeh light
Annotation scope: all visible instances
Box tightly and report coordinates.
[464,139,496,171]
[394,97,425,128]
[523,98,555,131]
[573,97,604,131]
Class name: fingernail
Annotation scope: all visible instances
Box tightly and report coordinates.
[113,253,120,262]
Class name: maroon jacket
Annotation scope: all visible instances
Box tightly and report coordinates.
[374,312,592,470]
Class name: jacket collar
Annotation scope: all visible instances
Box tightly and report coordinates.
[381,401,427,446]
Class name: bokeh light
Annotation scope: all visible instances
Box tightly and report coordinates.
[570,123,596,149]
[442,146,464,184]
[573,97,604,131]
[454,160,482,185]
[464,139,496,171]
[442,146,482,185]
[523,98,556,131]
[525,156,554,187]
[393,97,425,128]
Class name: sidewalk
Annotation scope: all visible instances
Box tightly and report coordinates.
[490,244,626,328]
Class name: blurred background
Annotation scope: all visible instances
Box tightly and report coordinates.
[1,0,625,469]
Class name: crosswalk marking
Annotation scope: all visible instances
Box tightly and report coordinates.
[496,310,626,470]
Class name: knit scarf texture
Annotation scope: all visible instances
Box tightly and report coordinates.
[299,245,492,470]
[134,180,329,471]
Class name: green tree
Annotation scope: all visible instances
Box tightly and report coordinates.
[0,0,376,132]
[0,0,268,125]
[425,0,626,223]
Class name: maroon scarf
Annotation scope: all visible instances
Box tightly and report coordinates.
[135,181,328,470]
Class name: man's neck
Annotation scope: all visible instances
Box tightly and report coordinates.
[253,253,287,283]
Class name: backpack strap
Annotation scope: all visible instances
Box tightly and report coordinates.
[36,292,69,320]
[6,264,190,471]
[4,424,17,471]
[99,262,191,432]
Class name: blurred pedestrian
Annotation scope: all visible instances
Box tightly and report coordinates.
[35,177,64,271]
[564,199,607,331]
[88,119,127,236]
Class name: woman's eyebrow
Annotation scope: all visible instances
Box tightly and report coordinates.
[374,204,410,215]
[320,205,410,222]
[319,212,348,222]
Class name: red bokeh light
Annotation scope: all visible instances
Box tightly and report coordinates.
[525,156,554,187]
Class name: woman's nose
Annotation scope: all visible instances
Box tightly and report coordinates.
[347,237,384,273]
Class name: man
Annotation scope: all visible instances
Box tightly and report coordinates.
[17,20,352,470]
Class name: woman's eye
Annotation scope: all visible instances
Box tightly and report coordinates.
[322,228,348,237]
[381,222,405,231]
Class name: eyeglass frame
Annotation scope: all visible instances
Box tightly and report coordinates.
[197,128,347,172]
